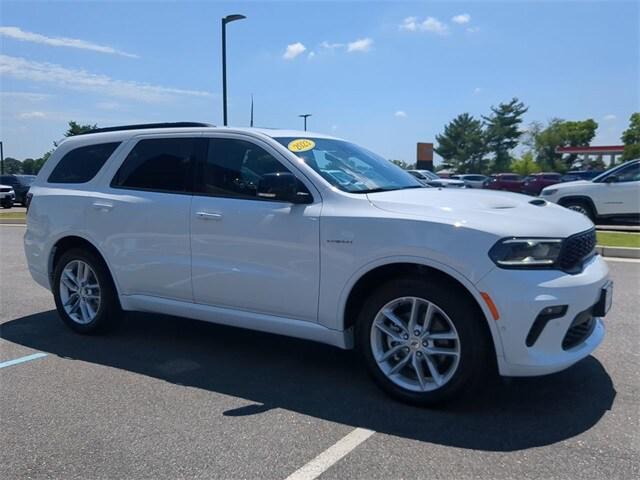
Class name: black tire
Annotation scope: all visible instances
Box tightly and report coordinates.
[356,276,490,406]
[1,199,13,209]
[562,199,595,222]
[52,248,122,334]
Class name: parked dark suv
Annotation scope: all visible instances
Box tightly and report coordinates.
[484,173,524,193]
[0,174,36,205]
[521,172,562,196]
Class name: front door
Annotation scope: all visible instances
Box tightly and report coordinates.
[190,135,321,322]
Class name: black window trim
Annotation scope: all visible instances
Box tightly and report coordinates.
[192,135,317,204]
[109,136,204,196]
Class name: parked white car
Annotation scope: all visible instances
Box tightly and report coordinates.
[541,159,640,222]
[408,169,468,188]
[450,174,488,189]
[25,123,611,405]
[0,183,15,208]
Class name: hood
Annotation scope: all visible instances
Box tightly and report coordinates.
[366,187,593,238]
[545,180,591,190]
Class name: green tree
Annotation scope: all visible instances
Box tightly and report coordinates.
[2,157,23,174]
[21,158,37,174]
[511,151,541,176]
[65,120,98,136]
[483,98,528,172]
[621,112,640,161]
[530,118,598,170]
[390,159,413,169]
[435,113,487,173]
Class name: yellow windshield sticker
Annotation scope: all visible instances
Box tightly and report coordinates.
[287,138,316,153]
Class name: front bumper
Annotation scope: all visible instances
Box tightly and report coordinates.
[477,254,609,377]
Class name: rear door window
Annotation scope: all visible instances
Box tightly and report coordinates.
[111,137,203,193]
[48,142,120,184]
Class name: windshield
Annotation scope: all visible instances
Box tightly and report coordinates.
[275,137,422,193]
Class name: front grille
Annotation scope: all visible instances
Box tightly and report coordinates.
[558,229,596,272]
[562,309,596,350]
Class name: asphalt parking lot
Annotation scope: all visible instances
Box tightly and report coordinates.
[1,224,639,480]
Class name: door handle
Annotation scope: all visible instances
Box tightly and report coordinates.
[92,201,113,211]
[195,211,223,220]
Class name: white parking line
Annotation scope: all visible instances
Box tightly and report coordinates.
[284,427,375,480]
[0,352,47,369]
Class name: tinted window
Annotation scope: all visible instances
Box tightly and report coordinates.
[198,138,300,199]
[112,138,199,193]
[616,162,640,182]
[543,174,560,180]
[48,142,120,184]
[504,175,521,181]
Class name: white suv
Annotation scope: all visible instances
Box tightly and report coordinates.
[25,123,612,405]
[541,159,640,222]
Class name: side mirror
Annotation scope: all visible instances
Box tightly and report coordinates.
[604,175,618,184]
[257,172,312,204]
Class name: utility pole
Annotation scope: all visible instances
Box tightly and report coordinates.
[221,14,246,126]
[0,141,4,175]
[250,94,254,127]
[299,114,312,131]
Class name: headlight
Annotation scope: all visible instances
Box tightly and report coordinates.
[489,238,563,268]
[541,188,557,196]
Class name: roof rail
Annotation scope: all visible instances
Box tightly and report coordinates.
[78,122,215,135]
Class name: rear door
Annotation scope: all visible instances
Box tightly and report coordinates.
[594,162,640,215]
[86,134,204,301]
[190,134,321,322]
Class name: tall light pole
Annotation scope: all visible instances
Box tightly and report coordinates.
[0,141,4,175]
[222,14,246,126]
[299,114,312,131]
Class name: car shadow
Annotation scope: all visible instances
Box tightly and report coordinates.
[1,310,616,452]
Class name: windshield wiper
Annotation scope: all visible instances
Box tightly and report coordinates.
[354,185,423,194]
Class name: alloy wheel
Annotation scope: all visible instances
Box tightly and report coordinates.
[59,260,101,325]
[370,296,460,392]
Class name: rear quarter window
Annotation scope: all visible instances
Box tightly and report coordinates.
[48,142,120,184]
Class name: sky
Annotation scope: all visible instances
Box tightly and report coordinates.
[0,0,638,163]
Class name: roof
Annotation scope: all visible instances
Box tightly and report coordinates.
[58,122,338,146]
[556,145,624,154]
[59,125,341,148]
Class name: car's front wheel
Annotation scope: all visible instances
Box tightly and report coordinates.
[53,248,121,334]
[357,276,490,406]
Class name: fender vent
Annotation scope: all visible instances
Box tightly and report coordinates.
[529,199,547,206]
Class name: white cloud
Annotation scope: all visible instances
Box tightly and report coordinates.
[400,16,449,35]
[0,91,52,102]
[0,55,213,103]
[394,110,407,118]
[283,42,306,60]
[399,17,419,32]
[452,14,471,25]
[467,26,481,33]
[422,17,449,35]
[320,41,345,50]
[0,26,138,58]
[331,124,338,131]
[603,114,617,121]
[347,38,373,53]
[307,51,316,60]
[473,87,482,95]
[17,111,46,119]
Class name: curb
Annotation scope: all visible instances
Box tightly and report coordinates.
[0,219,26,225]
[595,246,640,259]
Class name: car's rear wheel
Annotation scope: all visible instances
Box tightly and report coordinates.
[562,199,595,222]
[53,248,121,334]
[357,276,490,406]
